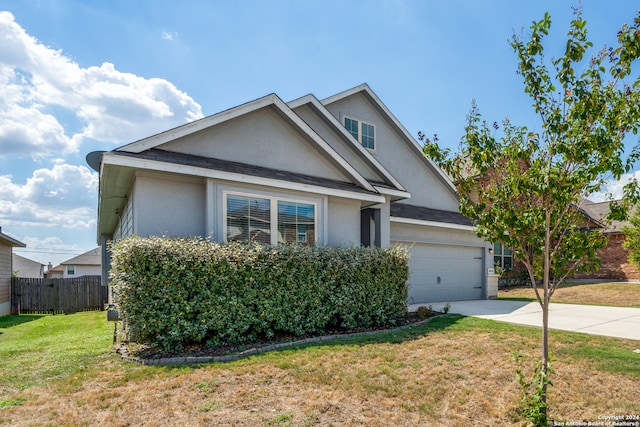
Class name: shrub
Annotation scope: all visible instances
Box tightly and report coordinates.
[415,306,432,319]
[109,236,409,351]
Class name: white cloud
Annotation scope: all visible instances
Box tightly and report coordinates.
[0,11,203,159]
[162,31,177,41]
[0,164,98,229]
[588,171,640,202]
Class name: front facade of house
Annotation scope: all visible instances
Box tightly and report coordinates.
[0,227,26,316]
[92,84,492,303]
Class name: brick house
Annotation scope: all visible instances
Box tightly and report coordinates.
[495,199,640,283]
[572,199,639,281]
[460,158,639,282]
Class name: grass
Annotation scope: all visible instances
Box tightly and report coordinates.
[0,312,113,399]
[498,281,640,307]
[0,309,639,426]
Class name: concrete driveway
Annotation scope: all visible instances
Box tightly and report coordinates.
[409,300,640,341]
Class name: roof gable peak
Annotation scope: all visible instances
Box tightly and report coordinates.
[322,83,458,198]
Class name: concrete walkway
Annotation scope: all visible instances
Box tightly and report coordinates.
[408,300,640,341]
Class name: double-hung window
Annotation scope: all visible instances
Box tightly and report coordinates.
[226,193,316,246]
[344,117,375,150]
[493,242,512,270]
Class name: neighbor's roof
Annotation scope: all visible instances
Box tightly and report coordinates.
[61,247,101,266]
[0,228,26,248]
[579,199,626,233]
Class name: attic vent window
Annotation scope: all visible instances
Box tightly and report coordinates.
[344,117,375,150]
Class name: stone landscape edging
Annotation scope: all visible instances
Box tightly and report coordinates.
[114,314,444,366]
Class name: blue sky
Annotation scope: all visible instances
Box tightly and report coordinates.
[1,0,639,266]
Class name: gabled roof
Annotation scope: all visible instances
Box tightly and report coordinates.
[0,227,25,247]
[579,199,626,233]
[111,149,379,196]
[287,93,407,196]
[321,83,459,198]
[114,93,376,193]
[61,247,101,266]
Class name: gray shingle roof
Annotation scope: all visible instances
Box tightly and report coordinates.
[113,148,378,195]
[61,247,101,266]
[579,199,626,233]
[390,203,474,227]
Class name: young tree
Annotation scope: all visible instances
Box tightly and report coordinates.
[423,9,640,425]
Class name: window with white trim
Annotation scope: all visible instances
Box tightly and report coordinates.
[344,117,375,150]
[66,265,75,275]
[493,242,512,270]
[225,193,316,246]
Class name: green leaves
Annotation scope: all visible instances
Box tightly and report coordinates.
[422,10,640,424]
[425,8,640,290]
[622,208,640,268]
[109,236,409,352]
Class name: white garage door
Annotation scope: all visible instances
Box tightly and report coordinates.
[397,242,484,303]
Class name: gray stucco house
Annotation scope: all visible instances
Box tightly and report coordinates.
[90,84,491,303]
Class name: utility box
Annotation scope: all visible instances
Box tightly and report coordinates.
[107,307,120,322]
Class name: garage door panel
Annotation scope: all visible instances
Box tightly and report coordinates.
[395,242,484,303]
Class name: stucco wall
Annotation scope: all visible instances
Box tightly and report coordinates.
[324,93,459,211]
[292,104,384,183]
[326,196,360,247]
[133,172,206,238]
[116,169,364,249]
[391,221,486,249]
[161,106,348,182]
[63,265,102,278]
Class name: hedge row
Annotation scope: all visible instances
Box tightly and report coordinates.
[110,236,409,352]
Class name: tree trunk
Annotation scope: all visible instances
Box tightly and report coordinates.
[541,209,551,422]
[541,296,549,415]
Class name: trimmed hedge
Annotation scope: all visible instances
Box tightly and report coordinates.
[110,236,409,351]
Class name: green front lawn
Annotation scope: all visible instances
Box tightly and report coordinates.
[1,310,638,425]
[0,311,113,405]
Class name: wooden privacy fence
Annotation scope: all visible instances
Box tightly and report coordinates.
[11,276,109,315]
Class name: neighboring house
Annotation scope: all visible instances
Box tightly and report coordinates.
[494,199,640,283]
[45,263,64,279]
[12,254,45,278]
[90,84,492,303]
[59,247,102,278]
[573,199,640,281]
[0,227,26,316]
